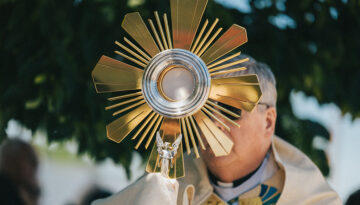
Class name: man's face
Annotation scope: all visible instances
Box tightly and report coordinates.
[200,105,275,170]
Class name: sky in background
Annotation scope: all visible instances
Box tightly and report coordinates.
[215,0,252,13]
[291,91,360,201]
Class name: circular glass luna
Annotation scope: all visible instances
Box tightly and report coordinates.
[142,49,210,118]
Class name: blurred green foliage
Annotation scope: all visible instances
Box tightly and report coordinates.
[1,0,359,177]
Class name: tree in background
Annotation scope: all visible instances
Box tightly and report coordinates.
[1,0,359,177]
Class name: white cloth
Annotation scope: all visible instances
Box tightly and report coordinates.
[92,173,178,205]
[92,137,342,205]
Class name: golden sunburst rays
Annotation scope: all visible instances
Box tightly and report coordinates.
[146,118,184,178]
[91,0,262,179]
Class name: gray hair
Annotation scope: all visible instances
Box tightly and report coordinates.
[214,54,277,108]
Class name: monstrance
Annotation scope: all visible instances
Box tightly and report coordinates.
[91,0,262,179]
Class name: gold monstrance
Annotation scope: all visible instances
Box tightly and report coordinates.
[91,0,262,179]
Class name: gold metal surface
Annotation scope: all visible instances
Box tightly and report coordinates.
[122,12,160,57]
[191,19,208,53]
[210,67,247,77]
[163,13,173,49]
[106,103,152,143]
[105,95,144,110]
[107,92,142,101]
[194,18,219,55]
[204,104,240,128]
[193,111,233,156]
[124,37,152,61]
[197,27,222,57]
[189,116,206,150]
[114,50,146,67]
[202,193,227,205]
[131,111,156,140]
[207,52,241,68]
[181,118,191,155]
[147,140,184,179]
[154,11,168,50]
[92,55,143,93]
[115,41,149,64]
[161,118,181,142]
[201,107,230,132]
[163,118,184,178]
[201,24,248,64]
[146,140,162,173]
[93,1,256,179]
[112,100,145,116]
[171,0,208,49]
[146,118,184,178]
[206,100,241,119]
[209,75,262,111]
[187,186,195,205]
[135,114,160,149]
[185,117,200,158]
[145,116,164,149]
[148,19,164,51]
[209,58,249,72]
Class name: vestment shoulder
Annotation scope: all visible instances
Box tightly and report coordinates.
[273,137,342,205]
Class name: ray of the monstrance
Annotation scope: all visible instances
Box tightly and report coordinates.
[209,75,262,111]
[92,55,143,93]
[146,118,184,179]
[171,0,207,50]
[91,0,263,179]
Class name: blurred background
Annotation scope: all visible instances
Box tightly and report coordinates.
[1,0,359,204]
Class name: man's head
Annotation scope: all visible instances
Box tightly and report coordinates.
[200,55,277,181]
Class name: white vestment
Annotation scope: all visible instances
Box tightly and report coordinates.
[93,137,341,205]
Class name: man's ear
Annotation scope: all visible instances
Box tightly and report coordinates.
[265,107,277,137]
